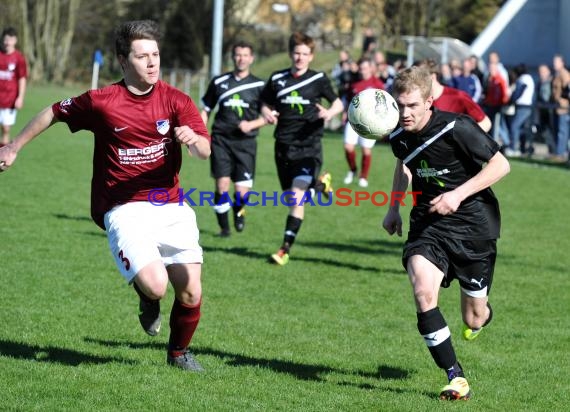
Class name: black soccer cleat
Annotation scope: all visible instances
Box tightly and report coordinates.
[167,350,204,372]
[234,207,246,232]
[138,298,161,336]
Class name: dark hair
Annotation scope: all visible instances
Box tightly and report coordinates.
[1,27,18,38]
[115,20,161,58]
[232,41,254,55]
[288,32,315,54]
[514,63,528,76]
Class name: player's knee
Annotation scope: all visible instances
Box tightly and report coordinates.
[144,280,168,300]
[177,287,201,306]
[413,288,438,311]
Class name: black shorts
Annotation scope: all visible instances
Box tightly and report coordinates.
[275,153,322,190]
[210,135,256,182]
[403,232,497,297]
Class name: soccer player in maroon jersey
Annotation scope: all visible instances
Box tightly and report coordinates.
[383,66,510,400]
[0,20,211,372]
[0,27,27,146]
[342,56,385,187]
[419,59,492,133]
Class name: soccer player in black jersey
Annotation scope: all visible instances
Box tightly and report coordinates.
[382,66,510,400]
[260,32,344,265]
[201,42,267,236]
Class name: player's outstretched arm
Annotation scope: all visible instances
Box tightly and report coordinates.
[383,159,410,236]
[0,106,58,172]
[429,151,510,215]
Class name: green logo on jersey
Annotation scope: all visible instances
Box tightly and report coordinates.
[418,160,446,187]
[290,90,304,114]
[231,94,244,117]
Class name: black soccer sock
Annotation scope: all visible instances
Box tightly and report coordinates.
[233,192,246,216]
[283,215,303,250]
[214,192,230,232]
[417,307,458,372]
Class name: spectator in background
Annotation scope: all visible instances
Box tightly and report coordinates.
[551,54,570,162]
[506,63,535,157]
[533,64,556,155]
[452,57,483,103]
[482,61,510,147]
[0,27,28,146]
[469,54,485,85]
[362,28,377,55]
[440,63,454,87]
[418,59,491,132]
[373,50,396,93]
[343,57,385,187]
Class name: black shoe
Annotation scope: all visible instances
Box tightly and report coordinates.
[167,350,204,372]
[234,208,245,232]
[138,298,161,336]
[217,228,231,237]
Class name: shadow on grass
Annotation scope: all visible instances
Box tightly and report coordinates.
[202,245,402,274]
[0,338,136,366]
[301,239,403,255]
[84,337,411,383]
[53,213,92,222]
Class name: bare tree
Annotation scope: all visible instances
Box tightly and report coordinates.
[19,0,81,82]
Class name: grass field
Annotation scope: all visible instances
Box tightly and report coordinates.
[0,84,569,411]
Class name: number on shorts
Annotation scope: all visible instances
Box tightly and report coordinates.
[118,249,131,271]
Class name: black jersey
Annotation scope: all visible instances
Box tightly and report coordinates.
[201,72,265,139]
[260,68,338,148]
[389,108,501,240]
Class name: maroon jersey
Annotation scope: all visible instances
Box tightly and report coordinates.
[52,80,211,229]
[348,76,385,101]
[434,86,486,123]
[0,49,27,108]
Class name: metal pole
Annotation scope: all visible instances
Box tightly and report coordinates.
[211,0,225,78]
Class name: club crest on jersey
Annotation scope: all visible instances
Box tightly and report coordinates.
[156,119,170,135]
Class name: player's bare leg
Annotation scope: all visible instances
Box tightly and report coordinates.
[461,293,493,341]
[407,255,471,400]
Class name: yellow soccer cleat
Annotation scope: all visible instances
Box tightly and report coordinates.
[318,172,333,199]
[462,323,483,341]
[440,377,471,400]
[270,248,290,266]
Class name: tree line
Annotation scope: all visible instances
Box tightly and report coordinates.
[0,0,503,84]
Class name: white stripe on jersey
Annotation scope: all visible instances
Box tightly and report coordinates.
[402,121,455,164]
[214,74,232,85]
[217,81,265,104]
[276,73,324,98]
[422,326,451,347]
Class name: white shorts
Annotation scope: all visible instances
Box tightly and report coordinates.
[343,122,377,149]
[104,202,203,283]
[0,108,17,126]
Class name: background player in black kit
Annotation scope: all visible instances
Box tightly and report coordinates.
[201,41,266,236]
[382,66,510,400]
[260,32,344,265]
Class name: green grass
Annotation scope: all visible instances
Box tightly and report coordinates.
[1,84,569,411]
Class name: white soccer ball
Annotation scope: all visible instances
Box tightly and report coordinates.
[347,89,400,139]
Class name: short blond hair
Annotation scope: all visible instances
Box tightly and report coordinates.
[392,66,432,100]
